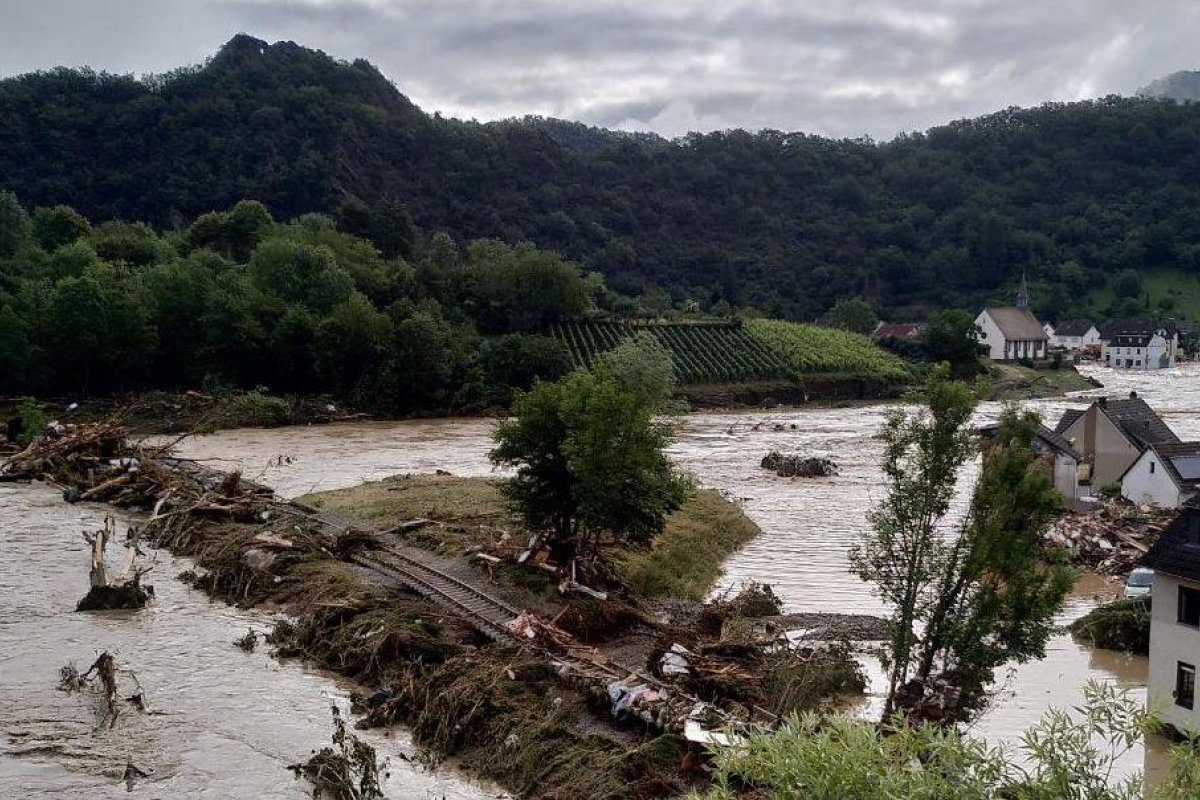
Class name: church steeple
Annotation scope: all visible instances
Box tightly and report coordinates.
[1016,271,1029,309]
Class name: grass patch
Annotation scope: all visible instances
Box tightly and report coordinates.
[302,473,509,524]
[618,490,761,601]
[304,478,763,604]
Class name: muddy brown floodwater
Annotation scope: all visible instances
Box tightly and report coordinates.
[10,365,1190,794]
[170,363,1200,785]
[0,486,507,797]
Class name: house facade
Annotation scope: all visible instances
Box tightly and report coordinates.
[1054,393,1181,489]
[978,422,1081,504]
[1141,505,1200,734]
[1103,321,1178,370]
[1121,442,1200,509]
[975,307,1049,361]
[1048,320,1102,351]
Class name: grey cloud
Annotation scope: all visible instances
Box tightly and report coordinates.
[1,0,1198,138]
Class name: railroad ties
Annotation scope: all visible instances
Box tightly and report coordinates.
[351,547,519,641]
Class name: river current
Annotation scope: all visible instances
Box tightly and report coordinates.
[4,363,1198,793]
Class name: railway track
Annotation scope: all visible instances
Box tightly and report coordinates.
[351,547,521,640]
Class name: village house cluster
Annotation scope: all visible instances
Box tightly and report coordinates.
[1025,392,1200,736]
[969,275,1183,368]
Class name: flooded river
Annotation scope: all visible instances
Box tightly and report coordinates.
[0,490,504,797]
[4,363,1197,793]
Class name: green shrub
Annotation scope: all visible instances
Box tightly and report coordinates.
[15,397,47,445]
[215,391,293,428]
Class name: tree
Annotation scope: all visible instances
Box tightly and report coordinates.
[826,296,878,336]
[1112,269,1144,300]
[489,366,690,565]
[694,681,1198,800]
[850,372,1073,721]
[598,333,676,409]
[849,367,976,719]
[0,189,30,257]
[480,333,572,406]
[926,309,982,378]
[31,205,90,251]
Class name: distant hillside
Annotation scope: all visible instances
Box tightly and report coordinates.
[5,35,1200,322]
[1137,71,1200,102]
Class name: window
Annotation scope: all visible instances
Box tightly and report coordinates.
[1151,461,1156,474]
[1177,662,1195,710]
[1179,585,1200,627]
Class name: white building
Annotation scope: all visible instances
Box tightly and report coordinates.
[975,307,1049,361]
[1048,319,1102,351]
[1105,321,1178,370]
[1142,505,1200,735]
[1121,442,1200,509]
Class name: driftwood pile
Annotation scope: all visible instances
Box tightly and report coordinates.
[760,451,837,478]
[0,420,275,523]
[1045,500,1174,577]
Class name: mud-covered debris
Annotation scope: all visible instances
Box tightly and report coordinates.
[1045,499,1173,577]
[760,451,837,477]
[235,628,259,652]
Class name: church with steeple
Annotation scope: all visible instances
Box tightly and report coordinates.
[973,273,1049,361]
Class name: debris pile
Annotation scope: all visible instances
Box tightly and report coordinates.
[760,451,837,478]
[659,584,865,720]
[1045,500,1173,576]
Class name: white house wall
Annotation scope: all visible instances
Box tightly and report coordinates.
[975,311,1006,360]
[1121,450,1182,508]
[1149,573,1200,734]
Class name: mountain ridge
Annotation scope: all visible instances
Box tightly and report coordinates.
[3,36,1200,321]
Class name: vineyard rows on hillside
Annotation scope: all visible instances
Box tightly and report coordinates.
[743,319,912,383]
[549,319,910,385]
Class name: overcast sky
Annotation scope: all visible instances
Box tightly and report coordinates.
[1,1,1197,139]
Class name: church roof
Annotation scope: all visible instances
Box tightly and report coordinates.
[983,307,1049,341]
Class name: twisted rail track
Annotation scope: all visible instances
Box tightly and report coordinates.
[350,547,521,641]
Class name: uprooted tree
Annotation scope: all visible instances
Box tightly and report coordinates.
[850,366,1073,722]
[489,350,691,567]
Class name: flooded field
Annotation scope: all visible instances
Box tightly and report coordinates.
[5,363,1196,793]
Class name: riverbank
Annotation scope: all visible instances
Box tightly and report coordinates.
[0,390,362,437]
[984,362,1101,401]
[3,370,909,443]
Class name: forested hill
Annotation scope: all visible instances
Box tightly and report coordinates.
[4,34,1200,321]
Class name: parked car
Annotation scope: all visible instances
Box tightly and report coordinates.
[1124,567,1155,599]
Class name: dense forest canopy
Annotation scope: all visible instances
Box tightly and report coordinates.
[0,194,618,409]
[3,34,1200,324]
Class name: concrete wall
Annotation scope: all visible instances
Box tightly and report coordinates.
[1122,450,1182,508]
[1060,406,1142,489]
[1053,452,1079,502]
[1149,573,1200,734]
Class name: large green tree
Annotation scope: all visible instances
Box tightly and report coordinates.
[851,371,1072,721]
[826,297,878,336]
[490,365,690,565]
